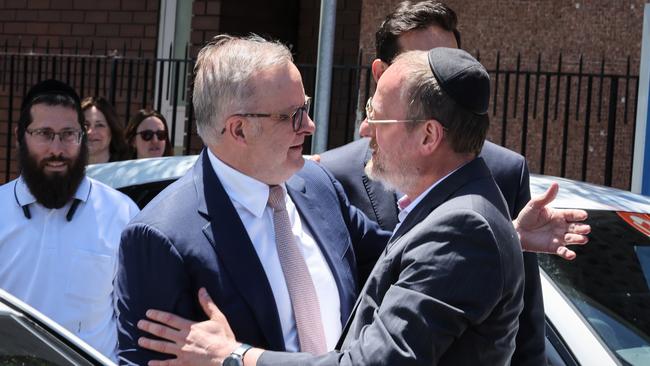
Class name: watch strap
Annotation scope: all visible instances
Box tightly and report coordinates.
[231,343,253,359]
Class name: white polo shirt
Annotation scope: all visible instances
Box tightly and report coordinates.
[0,176,139,360]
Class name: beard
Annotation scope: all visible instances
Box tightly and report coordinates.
[19,142,88,209]
[364,138,416,194]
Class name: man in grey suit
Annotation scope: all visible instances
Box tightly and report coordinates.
[319,3,548,364]
[135,48,529,365]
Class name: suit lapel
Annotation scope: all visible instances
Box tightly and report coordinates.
[286,172,356,323]
[194,150,286,351]
[338,157,493,347]
[389,157,493,249]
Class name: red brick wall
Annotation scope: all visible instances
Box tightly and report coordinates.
[359,0,645,189]
[0,0,159,55]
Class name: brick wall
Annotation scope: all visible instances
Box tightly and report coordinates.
[358,0,645,189]
[0,0,159,55]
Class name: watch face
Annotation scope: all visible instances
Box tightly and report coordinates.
[223,355,243,366]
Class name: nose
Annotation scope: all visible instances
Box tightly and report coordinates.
[48,134,66,154]
[359,118,374,138]
[300,113,316,135]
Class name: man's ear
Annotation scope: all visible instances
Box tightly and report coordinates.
[371,59,388,83]
[421,119,445,154]
[224,115,247,144]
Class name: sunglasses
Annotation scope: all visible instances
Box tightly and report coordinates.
[136,129,168,141]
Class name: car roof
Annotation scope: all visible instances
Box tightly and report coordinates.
[86,155,199,189]
[530,174,650,213]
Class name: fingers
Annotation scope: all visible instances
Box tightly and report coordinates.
[557,208,589,223]
[138,336,180,356]
[198,288,223,321]
[145,309,194,331]
[564,233,589,245]
[197,288,236,340]
[555,246,577,261]
[566,222,591,235]
[138,319,183,343]
[530,182,559,208]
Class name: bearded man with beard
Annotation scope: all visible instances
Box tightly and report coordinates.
[0,79,139,361]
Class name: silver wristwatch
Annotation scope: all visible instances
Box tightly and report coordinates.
[222,343,252,366]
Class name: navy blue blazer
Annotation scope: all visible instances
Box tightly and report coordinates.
[115,150,389,365]
[320,138,545,366]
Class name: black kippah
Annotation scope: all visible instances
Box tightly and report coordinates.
[427,48,490,115]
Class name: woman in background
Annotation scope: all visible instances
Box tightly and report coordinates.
[82,96,130,164]
[125,109,174,159]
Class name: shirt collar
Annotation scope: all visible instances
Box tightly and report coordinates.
[397,162,468,224]
[207,148,276,218]
[15,175,91,208]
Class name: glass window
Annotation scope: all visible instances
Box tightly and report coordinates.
[539,210,650,366]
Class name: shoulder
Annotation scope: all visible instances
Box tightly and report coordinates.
[480,141,526,170]
[0,178,17,196]
[87,177,139,214]
[127,170,199,230]
[319,138,369,174]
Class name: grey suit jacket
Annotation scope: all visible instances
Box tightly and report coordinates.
[260,157,525,365]
[321,138,545,366]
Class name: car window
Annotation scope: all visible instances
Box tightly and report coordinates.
[539,210,650,366]
[117,179,177,209]
[0,315,94,365]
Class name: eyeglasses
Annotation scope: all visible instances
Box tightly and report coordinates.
[233,96,312,132]
[25,128,84,145]
[136,129,168,141]
[365,97,429,124]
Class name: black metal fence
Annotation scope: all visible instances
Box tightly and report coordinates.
[483,52,639,189]
[0,48,640,189]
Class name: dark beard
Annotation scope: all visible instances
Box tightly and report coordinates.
[19,142,88,209]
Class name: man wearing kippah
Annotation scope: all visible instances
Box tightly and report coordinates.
[133,48,537,366]
[0,79,139,361]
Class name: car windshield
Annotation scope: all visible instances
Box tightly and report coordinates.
[0,312,95,366]
[539,210,650,365]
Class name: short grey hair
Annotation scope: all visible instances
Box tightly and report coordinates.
[394,50,488,155]
[192,34,294,144]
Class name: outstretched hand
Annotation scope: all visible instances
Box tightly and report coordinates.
[514,182,591,260]
[137,288,240,366]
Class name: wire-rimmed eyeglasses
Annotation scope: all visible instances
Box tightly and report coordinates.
[365,97,429,124]
[233,96,312,132]
[25,127,84,145]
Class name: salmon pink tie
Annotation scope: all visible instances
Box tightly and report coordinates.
[267,185,327,355]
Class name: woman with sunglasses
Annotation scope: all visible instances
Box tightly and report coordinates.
[125,109,174,159]
[82,96,130,164]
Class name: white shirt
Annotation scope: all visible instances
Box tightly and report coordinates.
[207,149,341,351]
[0,176,139,360]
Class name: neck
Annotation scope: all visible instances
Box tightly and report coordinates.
[403,151,475,199]
[88,149,110,164]
[209,144,287,185]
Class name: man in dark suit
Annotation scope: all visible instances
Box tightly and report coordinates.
[114,35,389,365]
[319,2,546,364]
[135,47,529,366]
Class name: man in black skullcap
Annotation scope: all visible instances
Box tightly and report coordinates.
[134,48,527,366]
[0,79,139,360]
